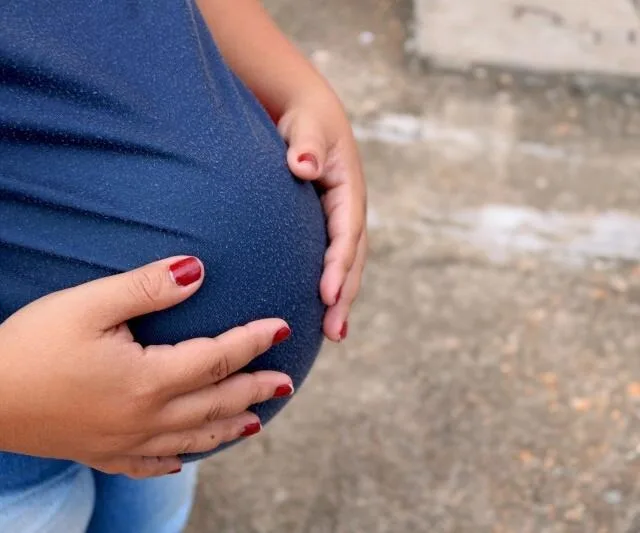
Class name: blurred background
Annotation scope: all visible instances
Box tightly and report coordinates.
[188,1,640,531]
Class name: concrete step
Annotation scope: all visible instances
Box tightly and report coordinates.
[413,0,640,89]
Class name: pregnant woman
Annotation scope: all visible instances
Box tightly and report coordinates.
[0,1,367,532]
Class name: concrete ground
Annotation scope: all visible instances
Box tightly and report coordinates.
[413,0,640,79]
[187,1,640,531]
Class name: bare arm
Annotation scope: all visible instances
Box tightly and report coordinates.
[195,0,339,120]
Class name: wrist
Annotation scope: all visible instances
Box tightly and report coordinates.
[281,85,348,127]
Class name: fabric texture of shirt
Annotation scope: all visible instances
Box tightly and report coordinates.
[0,0,327,486]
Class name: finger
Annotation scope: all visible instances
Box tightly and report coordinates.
[147,318,291,396]
[279,113,327,180]
[95,455,183,479]
[62,256,204,330]
[158,371,293,432]
[323,231,367,342]
[318,184,363,307]
[136,412,261,457]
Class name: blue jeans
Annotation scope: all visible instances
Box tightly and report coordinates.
[0,463,198,533]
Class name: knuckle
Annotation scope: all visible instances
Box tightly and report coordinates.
[209,350,231,382]
[96,434,133,455]
[205,399,224,423]
[325,245,350,268]
[123,381,161,429]
[250,383,265,406]
[235,323,253,340]
[250,334,263,357]
[129,457,157,479]
[237,324,263,357]
[128,270,163,307]
[129,379,157,411]
[94,461,120,476]
[337,257,351,276]
[346,223,361,241]
[243,375,265,406]
[128,468,147,480]
[175,434,196,455]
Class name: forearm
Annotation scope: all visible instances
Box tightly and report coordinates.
[195,0,338,120]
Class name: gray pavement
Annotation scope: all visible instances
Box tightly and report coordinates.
[187,1,640,531]
[413,0,640,78]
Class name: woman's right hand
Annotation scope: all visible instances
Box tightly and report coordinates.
[0,256,293,478]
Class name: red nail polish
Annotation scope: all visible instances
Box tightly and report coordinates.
[298,153,318,171]
[340,322,348,340]
[273,383,294,398]
[169,468,182,475]
[241,422,261,437]
[273,326,291,345]
[169,257,202,286]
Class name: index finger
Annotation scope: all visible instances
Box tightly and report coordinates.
[319,182,365,306]
[147,318,291,397]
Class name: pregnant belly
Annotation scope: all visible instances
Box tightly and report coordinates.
[0,147,327,463]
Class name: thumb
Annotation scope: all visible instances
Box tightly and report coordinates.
[66,256,204,330]
[279,113,327,181]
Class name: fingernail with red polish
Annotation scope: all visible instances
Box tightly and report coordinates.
[241,422,262,437]
[340,322,349,341]
[169,468,182,475]
[273,326,291,346]
[169,257,202,286]
[273,383,294,398]
[298,153,318,172]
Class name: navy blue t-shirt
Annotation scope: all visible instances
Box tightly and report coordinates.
[0,0,326,485]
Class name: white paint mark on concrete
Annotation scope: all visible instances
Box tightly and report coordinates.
[438,205,640,264]
[359,113,640,266]
[353,113,579,162]
[369,203,640,266]
[358,31,375,46]
[366,206,384,230]
[354,112,640,170]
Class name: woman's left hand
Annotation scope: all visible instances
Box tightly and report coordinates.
[278,92,367,342]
